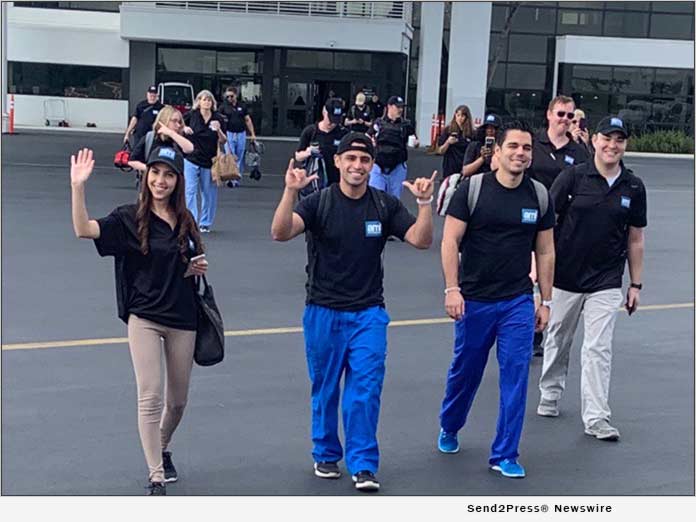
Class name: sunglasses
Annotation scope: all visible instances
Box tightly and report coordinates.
[556,111,575,119]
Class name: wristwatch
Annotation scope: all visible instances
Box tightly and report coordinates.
[541,299,553,307]
[630,283,643,290]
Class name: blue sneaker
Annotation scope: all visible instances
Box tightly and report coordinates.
[438,429,460,454]
[490,459,526,478]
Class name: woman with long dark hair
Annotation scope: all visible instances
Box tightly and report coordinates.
[71,145,208,495]
[436,105,474,178]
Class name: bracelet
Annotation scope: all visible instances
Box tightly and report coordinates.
[417,195,434,206]
[444,286,461,295]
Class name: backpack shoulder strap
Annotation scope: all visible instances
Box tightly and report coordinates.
[368,186,388,226]
[145,130,155,160]
[530,178,549,216]
[467,173,484,216]
[316,185,333,230]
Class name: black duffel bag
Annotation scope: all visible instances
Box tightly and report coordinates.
[194,275,225,366]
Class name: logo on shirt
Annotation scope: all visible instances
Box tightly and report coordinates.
[365,221,382,237]
[158,147,176,160]
[152,110,159,115]
[621,196,631,208]
[564,155,575,165]
[237,107,243,112]
[333,139,341,146]
[521,208,538,224]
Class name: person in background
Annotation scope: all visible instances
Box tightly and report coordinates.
[461,113,502,177]
[569,108,593,157]
[124,85,164,147]
[345,92,374,134]
[219,86,257,188]
[437,105,475,179]
[182,90,227,234]
[368,94,385,120]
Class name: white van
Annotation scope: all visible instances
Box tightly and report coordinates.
[157,82,194,115]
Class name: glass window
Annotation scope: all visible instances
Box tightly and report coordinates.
[13,1,120,11]
[605,1,650,10]
[491,4,511,31]
[653,68,689,96]
[613,67,654,94]
[217,52,260,75]
[506,64,547,90]
[604,11,649,37]
[9,61,124,99]
[649,13,693,39]
[504,91,548,128]
[570,65,612,93]
[558,9,603,35]
[512,6,557,33]
[334,52,372,71]
[158,48,216,74]
[286,50,333,69]
[508,34,549,63]
[489,33,508,62]
[489,64,506,89]
[651,2,694,13]
[559,2,600,8]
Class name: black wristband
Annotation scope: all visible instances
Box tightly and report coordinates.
[630,283,642,290]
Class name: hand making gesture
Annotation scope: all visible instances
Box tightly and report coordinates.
[284,158,318,191]
[70,148,95,187]
[402,170,438,200]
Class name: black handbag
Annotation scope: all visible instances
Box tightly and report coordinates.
[194,275,225,366]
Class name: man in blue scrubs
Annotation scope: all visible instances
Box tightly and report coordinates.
[271,132,435,492]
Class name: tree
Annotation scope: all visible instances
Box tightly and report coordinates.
[487,3,521,88]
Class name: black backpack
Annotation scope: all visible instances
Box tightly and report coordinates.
[299,125,328,200]
[374,118,409,170]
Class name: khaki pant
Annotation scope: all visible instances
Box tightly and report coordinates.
[128,314,196,482]
[538,287,623,428]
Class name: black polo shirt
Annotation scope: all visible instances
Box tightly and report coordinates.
[220,101,249,133]
[294,184,416,311]
[446,172,555,302]
[462,140,491,176]
[438,132,471,177]
[132,100,164,144]
[528,129,589,189]
[297,123,348,185]
[131,133,183,164]
[551,161,647,294]
[94,204,198,330]
[184,109,227,168]
[347,104,373,133]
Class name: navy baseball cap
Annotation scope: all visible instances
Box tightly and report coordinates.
[325,98,345,124]
[482,113,502,128]
[387,95,405,107]
[596,116,629,138]
[147,85,158,94]
[147,146,184,176]
[336,132,375,158]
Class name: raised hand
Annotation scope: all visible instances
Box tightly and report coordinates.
[70,148,95,186]
[157,124,172,137]
[402,170,438,199]
[284,158,318,191]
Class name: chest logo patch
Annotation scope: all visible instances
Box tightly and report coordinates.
[521,208,538,224]
[621,196,631,208]
[564,155,575,165]
[365,221,382,237]
[333,139,341,146]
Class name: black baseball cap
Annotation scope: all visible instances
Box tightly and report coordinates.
[336,132,375,158]
[596,115,629,138]
[147,85,158,94]
[325,98,345,124]
[482,113,502,128]
[146,146,184,176]
[387,95,405,107]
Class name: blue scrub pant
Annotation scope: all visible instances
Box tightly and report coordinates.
[440,293,534,465]
[184,159,217,228]
[225,131,246,175]
[368,162,407,199]
[302,304,390,475]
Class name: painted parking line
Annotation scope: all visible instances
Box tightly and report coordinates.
[2,302,693,352]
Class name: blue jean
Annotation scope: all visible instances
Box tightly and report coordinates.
[368,162,407,199]
[302,304,390,475]
[440,293,535,465]
[183,159,217,228]
[225,131,246,175]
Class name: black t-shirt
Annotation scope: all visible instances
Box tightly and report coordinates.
[438,131,472,177]
[184,110,227,168]
[347,104,373,133]
[462,140,493,175]
[527,129,589,189]
[132,100,164,144]
[446,172,555,301]
[219,101,249,133]
[297,123,349,185]
[294,184,417,311]
[551,161,647,293]
[93,204,198,330]
[131,132,183,164]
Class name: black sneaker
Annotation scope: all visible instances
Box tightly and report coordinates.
[352,470,380,492]
[162,451,178,483]
[313,461,341,479]
[147,481,166,495]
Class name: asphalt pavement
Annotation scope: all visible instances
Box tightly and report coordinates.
[1,130,694,496]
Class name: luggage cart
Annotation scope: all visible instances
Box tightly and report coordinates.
[44,99,68,127]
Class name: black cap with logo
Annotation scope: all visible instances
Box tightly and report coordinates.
[482,113,502,128]
[147,85,158,94]
[387,95,405,107]
[336,131,375,158]
[596,115,629,138]
[146,146,184,176]
[324,98,345,124]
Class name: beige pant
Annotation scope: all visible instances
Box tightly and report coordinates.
[128,314,196,482]
[538,287,623,428]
